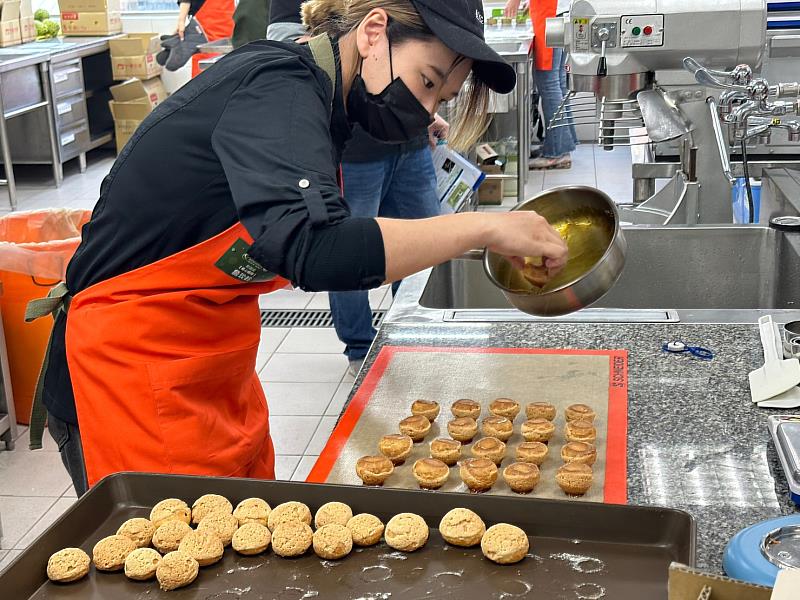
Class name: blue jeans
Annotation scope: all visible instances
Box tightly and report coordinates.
[330,147,441,361]
[536,47,578,158]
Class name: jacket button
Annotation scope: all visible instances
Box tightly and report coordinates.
[299,179,310,189]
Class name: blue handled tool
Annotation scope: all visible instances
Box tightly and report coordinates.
[662,341,714,360]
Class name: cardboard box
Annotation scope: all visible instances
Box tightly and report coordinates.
[477,163,507,204]
[60,10,122,36]
[476,143,499,165]
[19,13,33,41]
[668,563,772,600]
[478,176,503,204]
[58,0,119,13]
[110,77,166,108]
[0,1,22,48]
[109,33,162,80]
[19,0,34,43]
[109,77,167,153]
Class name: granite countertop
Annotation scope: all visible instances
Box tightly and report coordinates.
[345,321,799,573]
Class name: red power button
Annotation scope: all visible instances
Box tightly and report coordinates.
[643,25,653,35]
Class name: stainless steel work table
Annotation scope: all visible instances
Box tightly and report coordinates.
[0,35,122,210]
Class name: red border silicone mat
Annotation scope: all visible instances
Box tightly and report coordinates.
[309,346,628,504]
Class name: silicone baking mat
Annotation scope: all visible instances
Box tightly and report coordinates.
[309,346,628,504]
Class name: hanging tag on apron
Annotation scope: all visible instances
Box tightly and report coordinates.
[214,238,276,282]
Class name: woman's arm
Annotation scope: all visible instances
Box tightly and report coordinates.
[176,1,191,39]
[211,57,567,292]
[377,211,567,284]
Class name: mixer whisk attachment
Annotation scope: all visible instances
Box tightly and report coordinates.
[548,92,650,149]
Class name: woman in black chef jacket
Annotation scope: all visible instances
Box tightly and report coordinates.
[33,0,568,496]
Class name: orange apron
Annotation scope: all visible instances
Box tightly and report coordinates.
[195,0,234,42]
[65,222,288,486]
[532,0,558,71]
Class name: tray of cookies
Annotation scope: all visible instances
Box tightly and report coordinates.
[1,472,693,599]
[309,346,628,502]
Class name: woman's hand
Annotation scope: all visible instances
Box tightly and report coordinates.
[428,113,450,148]
[486,211,568,276]
[504,0,522,18]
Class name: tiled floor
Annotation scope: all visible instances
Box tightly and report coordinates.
[0,142,636,572]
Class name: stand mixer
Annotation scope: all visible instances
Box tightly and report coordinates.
[544,0,800,224]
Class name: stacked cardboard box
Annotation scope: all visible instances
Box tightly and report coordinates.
[475,143,504,204]
[59,0,121,36]
[108,33,162,80]
[107,32,166,154]
[19,0,34,43]
[108,77,167,153]
[0,1,21,47]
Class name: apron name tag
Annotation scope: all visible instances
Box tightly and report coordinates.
[215,238,277,283]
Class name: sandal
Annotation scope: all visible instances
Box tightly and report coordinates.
[528,154,572,170]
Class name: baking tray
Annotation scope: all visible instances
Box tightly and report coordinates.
[310,346,628,503]
[2,472,694,599]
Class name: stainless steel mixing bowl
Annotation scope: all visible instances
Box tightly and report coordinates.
[482,185,627,317]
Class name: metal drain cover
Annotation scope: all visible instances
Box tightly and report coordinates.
[260,309,386,329]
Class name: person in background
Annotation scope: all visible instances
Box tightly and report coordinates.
[175,0,197,39]
[232,0,271,47]
[266,0,305,41]
[175,0,234,42]
[506,0,577,169]
[266,0,451,376]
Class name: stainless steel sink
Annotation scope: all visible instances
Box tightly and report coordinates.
[388,225,800,324]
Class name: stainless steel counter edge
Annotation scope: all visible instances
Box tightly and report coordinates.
[0,35,124,73]
[0,50,49,74]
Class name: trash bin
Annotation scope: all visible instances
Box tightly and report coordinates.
[0,209,91,424]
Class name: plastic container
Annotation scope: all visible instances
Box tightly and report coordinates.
[732,177,762,224]
[0,209,90,424]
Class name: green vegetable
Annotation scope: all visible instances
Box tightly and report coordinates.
[34,8,50,21]
[42,19,60,37]
[35,19,60,39]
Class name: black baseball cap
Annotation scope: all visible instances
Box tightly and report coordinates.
[410,0,517,94]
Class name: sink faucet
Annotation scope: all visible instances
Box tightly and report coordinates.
[684,57,800,143]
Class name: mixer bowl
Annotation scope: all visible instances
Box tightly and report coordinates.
[483,186,627,317]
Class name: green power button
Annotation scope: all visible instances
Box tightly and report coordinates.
[632,26,641,35]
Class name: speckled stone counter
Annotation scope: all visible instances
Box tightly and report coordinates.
[343,321,799,573]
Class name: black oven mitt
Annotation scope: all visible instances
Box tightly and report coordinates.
[157,33,180,66]
[164,17,208,72]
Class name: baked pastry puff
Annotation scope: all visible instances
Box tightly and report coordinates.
[412,458,450,490]
[379,434,414,465]
[356,455,394,486]
[459,458,498,492]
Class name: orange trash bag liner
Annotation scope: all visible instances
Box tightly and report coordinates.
[0,208,91,424]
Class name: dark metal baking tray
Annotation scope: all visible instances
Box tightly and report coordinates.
[2,472,695,599]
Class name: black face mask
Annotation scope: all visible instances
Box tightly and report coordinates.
[346,34,433,143]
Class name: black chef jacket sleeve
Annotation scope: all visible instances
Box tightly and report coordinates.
[211,60,386,292]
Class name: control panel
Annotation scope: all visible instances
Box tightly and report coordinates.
[620,14,664,47]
